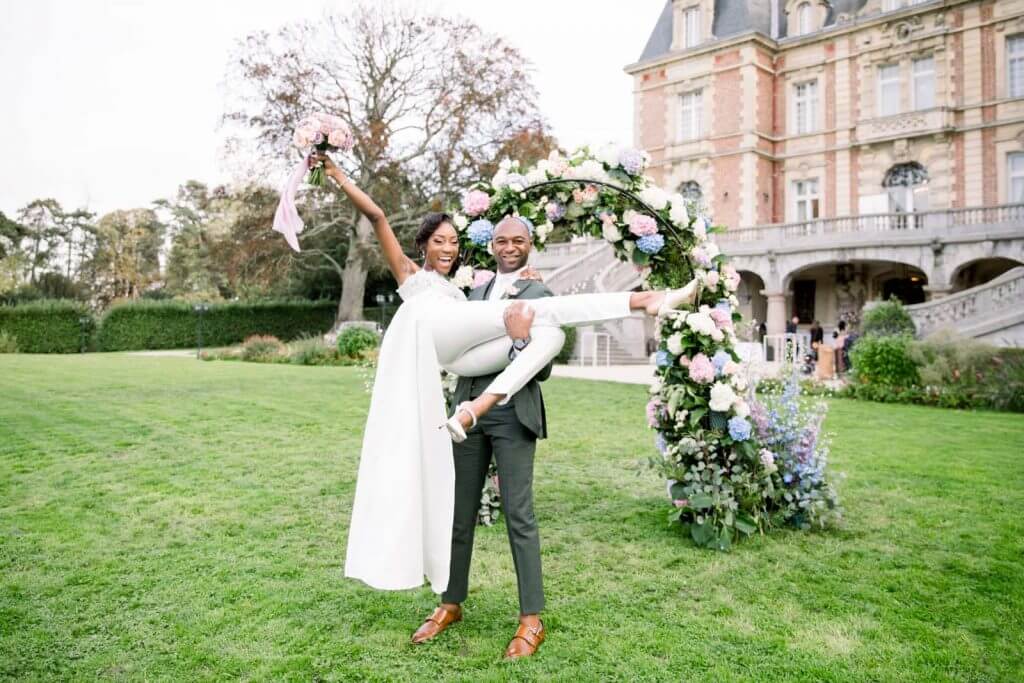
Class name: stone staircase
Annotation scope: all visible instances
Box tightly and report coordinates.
[905,266,1024,346]
[534,239,651,365]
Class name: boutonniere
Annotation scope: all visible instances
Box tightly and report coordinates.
[505,285,521,297]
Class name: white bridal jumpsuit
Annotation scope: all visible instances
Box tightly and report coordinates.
[344,269,633,593]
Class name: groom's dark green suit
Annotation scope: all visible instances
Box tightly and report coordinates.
[442,276,554,615]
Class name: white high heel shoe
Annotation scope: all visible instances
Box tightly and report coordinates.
[442,402,478,443]
[656,277,700,316]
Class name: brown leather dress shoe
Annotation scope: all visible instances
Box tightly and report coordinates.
[503,620,545,659]
[410,605,462,644]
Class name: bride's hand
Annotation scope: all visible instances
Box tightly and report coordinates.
[520,266,543,282]
[311,151,343,180]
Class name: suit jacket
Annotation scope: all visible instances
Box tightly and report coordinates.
[450,276,555,439]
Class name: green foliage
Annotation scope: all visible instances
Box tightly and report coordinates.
[849,334,919,387]
[861,297,916,337]
[0,330,18,353]
[844,329,1023,412]
[95,299,336,352]
[336,326,380,359]
[287,335,341,366]
[555,325,576,364]
[240,335,287,362]
[0,299,92,353]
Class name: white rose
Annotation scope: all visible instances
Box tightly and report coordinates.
[452,265,474,289]
[639,186,669,210]
[669,198,689,226]
[667,333,684,355]
[728,294,739,307]
[602,221,622,242]
[686,310,716,337]
[597,143,620,167]
[536,159,552,175]
[577,159,607,182]
[525,168,546,185]
[623,239,635,254]
[693,215,708,241]
[710,327,725,342]
[733,399,750,418]
[709,382,737,412]
[508,183,524,193]
[499,158,512,171]
[705,242,720,259]
[453,214,468,230]
[649,377,662,394]
[536,221,553,243]
[731,373,749,392]
[491,169,509,188]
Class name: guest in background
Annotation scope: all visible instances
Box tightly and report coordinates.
[834,320,849,375]
[785,315,799,334]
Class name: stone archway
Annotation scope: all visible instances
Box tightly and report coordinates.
[951,257,1024,292]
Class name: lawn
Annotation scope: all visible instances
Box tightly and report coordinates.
[1,354,1022,682]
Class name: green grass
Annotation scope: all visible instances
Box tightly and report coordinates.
[1,355,1022,682]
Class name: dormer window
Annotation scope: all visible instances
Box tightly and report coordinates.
[682,6,701,48]
[797,3,813,35]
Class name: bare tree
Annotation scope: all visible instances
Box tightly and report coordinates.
[223,2,547,322]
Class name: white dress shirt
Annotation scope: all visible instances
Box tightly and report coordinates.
[487,266,528,301]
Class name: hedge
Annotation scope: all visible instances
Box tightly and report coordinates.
[95,300,337,352]
[0,300,93,353]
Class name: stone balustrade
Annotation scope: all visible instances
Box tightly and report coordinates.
[906,266,1024,340]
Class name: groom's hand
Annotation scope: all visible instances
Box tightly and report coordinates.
[503,302,535,341]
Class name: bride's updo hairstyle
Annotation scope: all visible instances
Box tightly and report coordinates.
[415,212,460,270]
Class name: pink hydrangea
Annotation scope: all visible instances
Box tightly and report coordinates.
[463,190,491,216]
[710,308,733,330]
[628,213,658,237]
[688,353,715,384]
[646,398,663,428]
[472,269,496,287]
[722,264,742,291]
[705,270,720,288]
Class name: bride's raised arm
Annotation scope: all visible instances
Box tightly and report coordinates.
[316,152,417,285]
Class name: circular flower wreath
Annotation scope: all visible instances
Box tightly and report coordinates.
[447,146,840,549]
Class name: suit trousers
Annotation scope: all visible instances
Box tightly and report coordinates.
[441,401,544,615]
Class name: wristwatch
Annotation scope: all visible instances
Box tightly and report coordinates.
[508,335,532,360]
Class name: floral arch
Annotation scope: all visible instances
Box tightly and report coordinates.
[448,146,840,549]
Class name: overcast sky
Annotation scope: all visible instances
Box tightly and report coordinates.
[0,0,664,217]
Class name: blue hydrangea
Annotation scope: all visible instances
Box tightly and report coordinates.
[656,350,672,367]
[636,233,665,255]
[618,148,646,175]
[728,416,752,442]
[467,219,494,246]
[712,350,732,375]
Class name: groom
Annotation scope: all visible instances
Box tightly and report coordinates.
[411,216,558,659]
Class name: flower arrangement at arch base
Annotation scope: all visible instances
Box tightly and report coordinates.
[444,145,841,547]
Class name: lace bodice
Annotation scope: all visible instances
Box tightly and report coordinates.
[397,268,467,303]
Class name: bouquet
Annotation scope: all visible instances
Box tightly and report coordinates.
[293,113,355,185]
[273,112,355,252]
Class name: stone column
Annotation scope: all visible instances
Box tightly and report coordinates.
[765,291,788,335]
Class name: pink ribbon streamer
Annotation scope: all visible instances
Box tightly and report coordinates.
[272,160,309,252]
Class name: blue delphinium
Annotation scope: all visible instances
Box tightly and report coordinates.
[655,432,668,454]
[467,219,494,246]
[636,233,665,254]
[728,416,752,441]
[656,349,672,367]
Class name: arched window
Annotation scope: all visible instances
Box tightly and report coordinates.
[797,3,813,35]
[882,162,929,213]
[678,180,703,203]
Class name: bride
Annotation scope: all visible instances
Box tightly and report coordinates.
[313,153,698,593]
